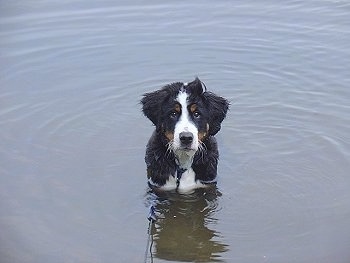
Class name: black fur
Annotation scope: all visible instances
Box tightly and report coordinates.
[141,77,229,188]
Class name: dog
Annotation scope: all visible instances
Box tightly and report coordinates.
[141,77,229,192]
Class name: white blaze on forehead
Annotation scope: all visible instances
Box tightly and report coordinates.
[176,91,192,130]
[176,91,188,114]
[173,91,199,167]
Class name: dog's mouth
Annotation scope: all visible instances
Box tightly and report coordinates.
[182,146,194,150]
[175,146,197,156]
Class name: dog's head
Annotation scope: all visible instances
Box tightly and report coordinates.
[141,78,229,163]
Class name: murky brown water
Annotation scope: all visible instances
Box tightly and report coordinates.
[1,1,350,262]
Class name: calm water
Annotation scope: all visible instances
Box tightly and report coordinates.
[1,1,350,262]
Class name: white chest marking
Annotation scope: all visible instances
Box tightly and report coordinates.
[159,168,206,193]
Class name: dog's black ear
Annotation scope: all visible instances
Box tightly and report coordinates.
[203,92,229,135]
[186,77,203,96]
[141,89,167,126]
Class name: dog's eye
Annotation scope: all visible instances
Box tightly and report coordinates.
[169,111,178,118]
[193,111,201,118]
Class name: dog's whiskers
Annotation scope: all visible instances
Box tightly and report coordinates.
[165,140,174,158]
[200,140,207,151]
[198,141,207,162]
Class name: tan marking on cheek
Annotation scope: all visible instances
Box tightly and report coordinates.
[164,131,174,141]
[190,104,197,113]
[198,123,210,142]
[198,131,207,142]
[175,104,181,113]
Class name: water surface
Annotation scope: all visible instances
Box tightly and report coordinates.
[1,1,350,262]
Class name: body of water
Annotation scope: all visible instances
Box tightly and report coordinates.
[1,1,350,262]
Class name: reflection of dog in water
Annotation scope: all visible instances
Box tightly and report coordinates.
[145,188,229,262]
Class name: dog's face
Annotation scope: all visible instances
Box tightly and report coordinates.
[142,78,229,162]
[162,88,208,158]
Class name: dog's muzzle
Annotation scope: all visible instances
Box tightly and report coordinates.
[179,131,193,147]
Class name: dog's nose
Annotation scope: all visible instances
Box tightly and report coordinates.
[179,132,193,146]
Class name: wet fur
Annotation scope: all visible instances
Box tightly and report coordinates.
[141,78,229,190]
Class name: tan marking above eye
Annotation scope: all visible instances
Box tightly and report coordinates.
[190,104,197,113]
[175,104,181,113]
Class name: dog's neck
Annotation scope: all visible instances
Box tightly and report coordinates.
[174,150,195,169]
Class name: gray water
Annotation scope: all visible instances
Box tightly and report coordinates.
[1,1,350,262]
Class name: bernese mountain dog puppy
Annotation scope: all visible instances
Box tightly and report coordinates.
[141,77,229,192]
